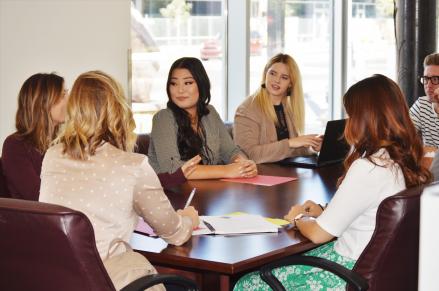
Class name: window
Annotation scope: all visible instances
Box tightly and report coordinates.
[347,0,396,87]
[131,0,226,133]
[131,0,396,134]
[250,0,332,134]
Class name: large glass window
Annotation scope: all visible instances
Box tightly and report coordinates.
[131,0,397,134]
[131,0,226,133]
[347,0,396,86]
[250,0,332,134]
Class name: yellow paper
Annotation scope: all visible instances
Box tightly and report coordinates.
[225,212,289,226]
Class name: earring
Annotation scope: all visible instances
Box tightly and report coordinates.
[287,87,292,96]
[261,83,266,88]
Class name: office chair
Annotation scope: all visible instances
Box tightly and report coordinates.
[135,133,150,156]
[259,184,426,291]
[0,158,9,198]
[0,198,198,291]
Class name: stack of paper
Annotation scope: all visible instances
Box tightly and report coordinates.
[193,214,279,236]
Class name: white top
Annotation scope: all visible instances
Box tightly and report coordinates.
[316,149,406,260]
[39,143,193,259]
[409,96,439,147]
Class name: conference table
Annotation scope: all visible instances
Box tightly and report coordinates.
[131,163,343,290]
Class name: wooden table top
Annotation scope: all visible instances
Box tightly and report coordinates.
[131,163,344,275]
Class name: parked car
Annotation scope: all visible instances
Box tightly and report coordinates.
[200,30,263,60]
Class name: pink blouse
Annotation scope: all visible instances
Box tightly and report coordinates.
[39,142,192,259]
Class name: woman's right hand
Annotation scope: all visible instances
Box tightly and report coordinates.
[288,134,322,149]
[177,206,200,228]
[181,155,202,178]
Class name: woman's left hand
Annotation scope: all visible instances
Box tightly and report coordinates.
[181,155,202,178]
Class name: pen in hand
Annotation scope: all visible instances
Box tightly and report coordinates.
[184,188,197,208]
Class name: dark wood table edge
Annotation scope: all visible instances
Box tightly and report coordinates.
[135,239,320,275]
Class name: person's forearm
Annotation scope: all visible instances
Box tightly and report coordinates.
[231,153,247,162]
[296,220,334,244]
[186,164,230,180]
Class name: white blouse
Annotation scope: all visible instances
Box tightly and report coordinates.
[316,149,406,260]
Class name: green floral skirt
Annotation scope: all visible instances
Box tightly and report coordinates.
[233,241,356,291]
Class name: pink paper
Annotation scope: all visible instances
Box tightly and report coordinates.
[135,217,157,236]
[221,175,297,186]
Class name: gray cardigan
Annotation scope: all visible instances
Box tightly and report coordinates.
[148,105,242,174]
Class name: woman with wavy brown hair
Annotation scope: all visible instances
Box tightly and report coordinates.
[39,70,199,290]
[2,73,67,200]
[234,74,431,291]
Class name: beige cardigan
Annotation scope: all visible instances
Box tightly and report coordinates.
[234,96,310,163]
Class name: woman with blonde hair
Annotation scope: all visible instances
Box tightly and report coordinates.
[39,71,199,290]
[2,73,67,200]
[234,74,431,290]
[234,53,321,163]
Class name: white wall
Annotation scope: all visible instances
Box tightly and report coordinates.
[0,0,130,153]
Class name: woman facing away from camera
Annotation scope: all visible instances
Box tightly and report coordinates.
[233,74,431,290]
[234,53,322,164]
[2,73,68,200]
[39,71,199,290]
[148,57,257,187]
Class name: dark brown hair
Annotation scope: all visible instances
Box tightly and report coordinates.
[340,74,431,187]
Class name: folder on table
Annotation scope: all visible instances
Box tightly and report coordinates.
[193,214,279,235]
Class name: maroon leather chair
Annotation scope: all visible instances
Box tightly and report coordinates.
[0,158,9,198]
[0,198,198,291]
[135,133,150,156]
[260,184,426,291]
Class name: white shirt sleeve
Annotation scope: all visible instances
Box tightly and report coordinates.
[316,158,386,237]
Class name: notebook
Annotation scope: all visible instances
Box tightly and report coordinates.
[278,119,349,168]
[193,214,279,235]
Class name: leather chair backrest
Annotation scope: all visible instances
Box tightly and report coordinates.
[0,198,116,291]
[135,133,150,156]
[0,158,9,198]
[349,184,425,291]
[224,121,234,139]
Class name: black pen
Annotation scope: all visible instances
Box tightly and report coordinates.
[203,220,216,233]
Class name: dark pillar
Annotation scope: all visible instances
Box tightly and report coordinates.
[396,0,437,106]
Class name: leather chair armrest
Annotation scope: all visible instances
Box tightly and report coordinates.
[121,274,198,291]
[259,255,368,291]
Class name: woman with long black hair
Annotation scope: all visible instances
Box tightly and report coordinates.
[148,57,257,185]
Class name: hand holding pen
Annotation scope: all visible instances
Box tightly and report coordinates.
[284,200,324,223]
[177,188,199,228]
[184,188,196,208]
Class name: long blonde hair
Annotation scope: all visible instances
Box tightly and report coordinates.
[58,71,136,160]
[15,73,65,153]
[253,53,305,135]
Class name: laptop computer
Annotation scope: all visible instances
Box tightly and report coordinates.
[278,119,349,168]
